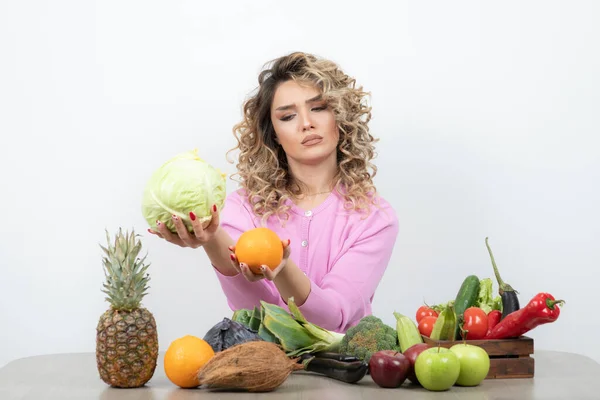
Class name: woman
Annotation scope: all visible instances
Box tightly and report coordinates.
[150,52,399,333]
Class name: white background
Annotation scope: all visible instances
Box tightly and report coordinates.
[1,1,598,369]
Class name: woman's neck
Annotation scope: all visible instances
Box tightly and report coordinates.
[287,157,337,198]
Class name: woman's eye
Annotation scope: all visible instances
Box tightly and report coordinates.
[280,114,294,121]
[312,105,327,111]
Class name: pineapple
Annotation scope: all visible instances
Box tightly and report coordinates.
[96,228,159,388]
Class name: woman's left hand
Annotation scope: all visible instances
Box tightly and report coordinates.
[228,239,291,282]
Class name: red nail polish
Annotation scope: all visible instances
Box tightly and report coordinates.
[147,228,153,234]
[287,239,291,245]
[230,254,236,261]
[189,211,196,221]
[212,204,217,212]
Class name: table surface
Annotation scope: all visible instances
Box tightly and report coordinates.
[1,350,599,400]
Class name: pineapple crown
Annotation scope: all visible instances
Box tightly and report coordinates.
[100,228,151,311]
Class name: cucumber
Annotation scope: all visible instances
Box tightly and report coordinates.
[393,312,423,352]
[430,303,457,340]
[453,275,480,339]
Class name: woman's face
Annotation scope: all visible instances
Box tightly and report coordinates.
[270,80,339,166]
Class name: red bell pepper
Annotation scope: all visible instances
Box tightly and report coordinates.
[486,310,502,337]
[485,292,564,339]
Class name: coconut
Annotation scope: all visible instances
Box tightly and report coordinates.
[197,341,303,392]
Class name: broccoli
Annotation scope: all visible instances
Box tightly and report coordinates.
[338,315,400,363]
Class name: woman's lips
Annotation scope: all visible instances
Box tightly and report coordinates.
[301,134,323,146]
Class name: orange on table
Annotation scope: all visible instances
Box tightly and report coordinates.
[234,227,284,274]
[164,335,215,388]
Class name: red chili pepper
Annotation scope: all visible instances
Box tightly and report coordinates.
[485,292,564,339]
[486,310,502,336]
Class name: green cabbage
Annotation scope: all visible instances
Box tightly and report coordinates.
[141,149,227,233]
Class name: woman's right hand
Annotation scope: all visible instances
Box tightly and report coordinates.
[148,204,220,249]
[228,240,291,282]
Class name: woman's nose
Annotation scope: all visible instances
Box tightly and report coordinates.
[299,109,314,131]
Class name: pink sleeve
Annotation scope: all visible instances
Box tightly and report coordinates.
[212,191,282,311]
[297,206,399,333]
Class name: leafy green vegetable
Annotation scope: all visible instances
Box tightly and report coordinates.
[492,295,503,312]
[431,300,454,313]
[141,149,227,233]
[231,309,252,326]
[475,278,503,314]
[249,306,262,331]
[231,298,344,357]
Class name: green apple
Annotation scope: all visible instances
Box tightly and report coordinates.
[414,347,460,391]
[450,343,490,386]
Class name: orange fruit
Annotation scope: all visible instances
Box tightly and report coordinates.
[234,227,283,274]
[164,335,215,388]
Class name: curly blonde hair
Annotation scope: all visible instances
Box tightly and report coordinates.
[227,51,380,224]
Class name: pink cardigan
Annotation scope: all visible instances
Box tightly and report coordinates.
[213,189,399,333]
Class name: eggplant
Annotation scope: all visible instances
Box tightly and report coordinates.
[300,353,368,384]
[486,237,521,319]
[300,351,360,362]
[500,291,520,319]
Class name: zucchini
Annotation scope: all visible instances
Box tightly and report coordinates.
[393,312,423,352]
[453,275,480,339]
[430,303,457,341]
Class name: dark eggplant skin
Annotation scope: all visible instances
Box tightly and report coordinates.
[486,237,521,320]
[501,291,520,319]
[309,352,360,362]
[299,354,368,384]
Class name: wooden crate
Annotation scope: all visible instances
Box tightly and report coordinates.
[422,335,534,379]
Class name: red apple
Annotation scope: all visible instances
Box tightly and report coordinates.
[369,350,411,388]
[403,343,431,385]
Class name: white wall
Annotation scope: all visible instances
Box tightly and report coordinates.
[1,1,598,369]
